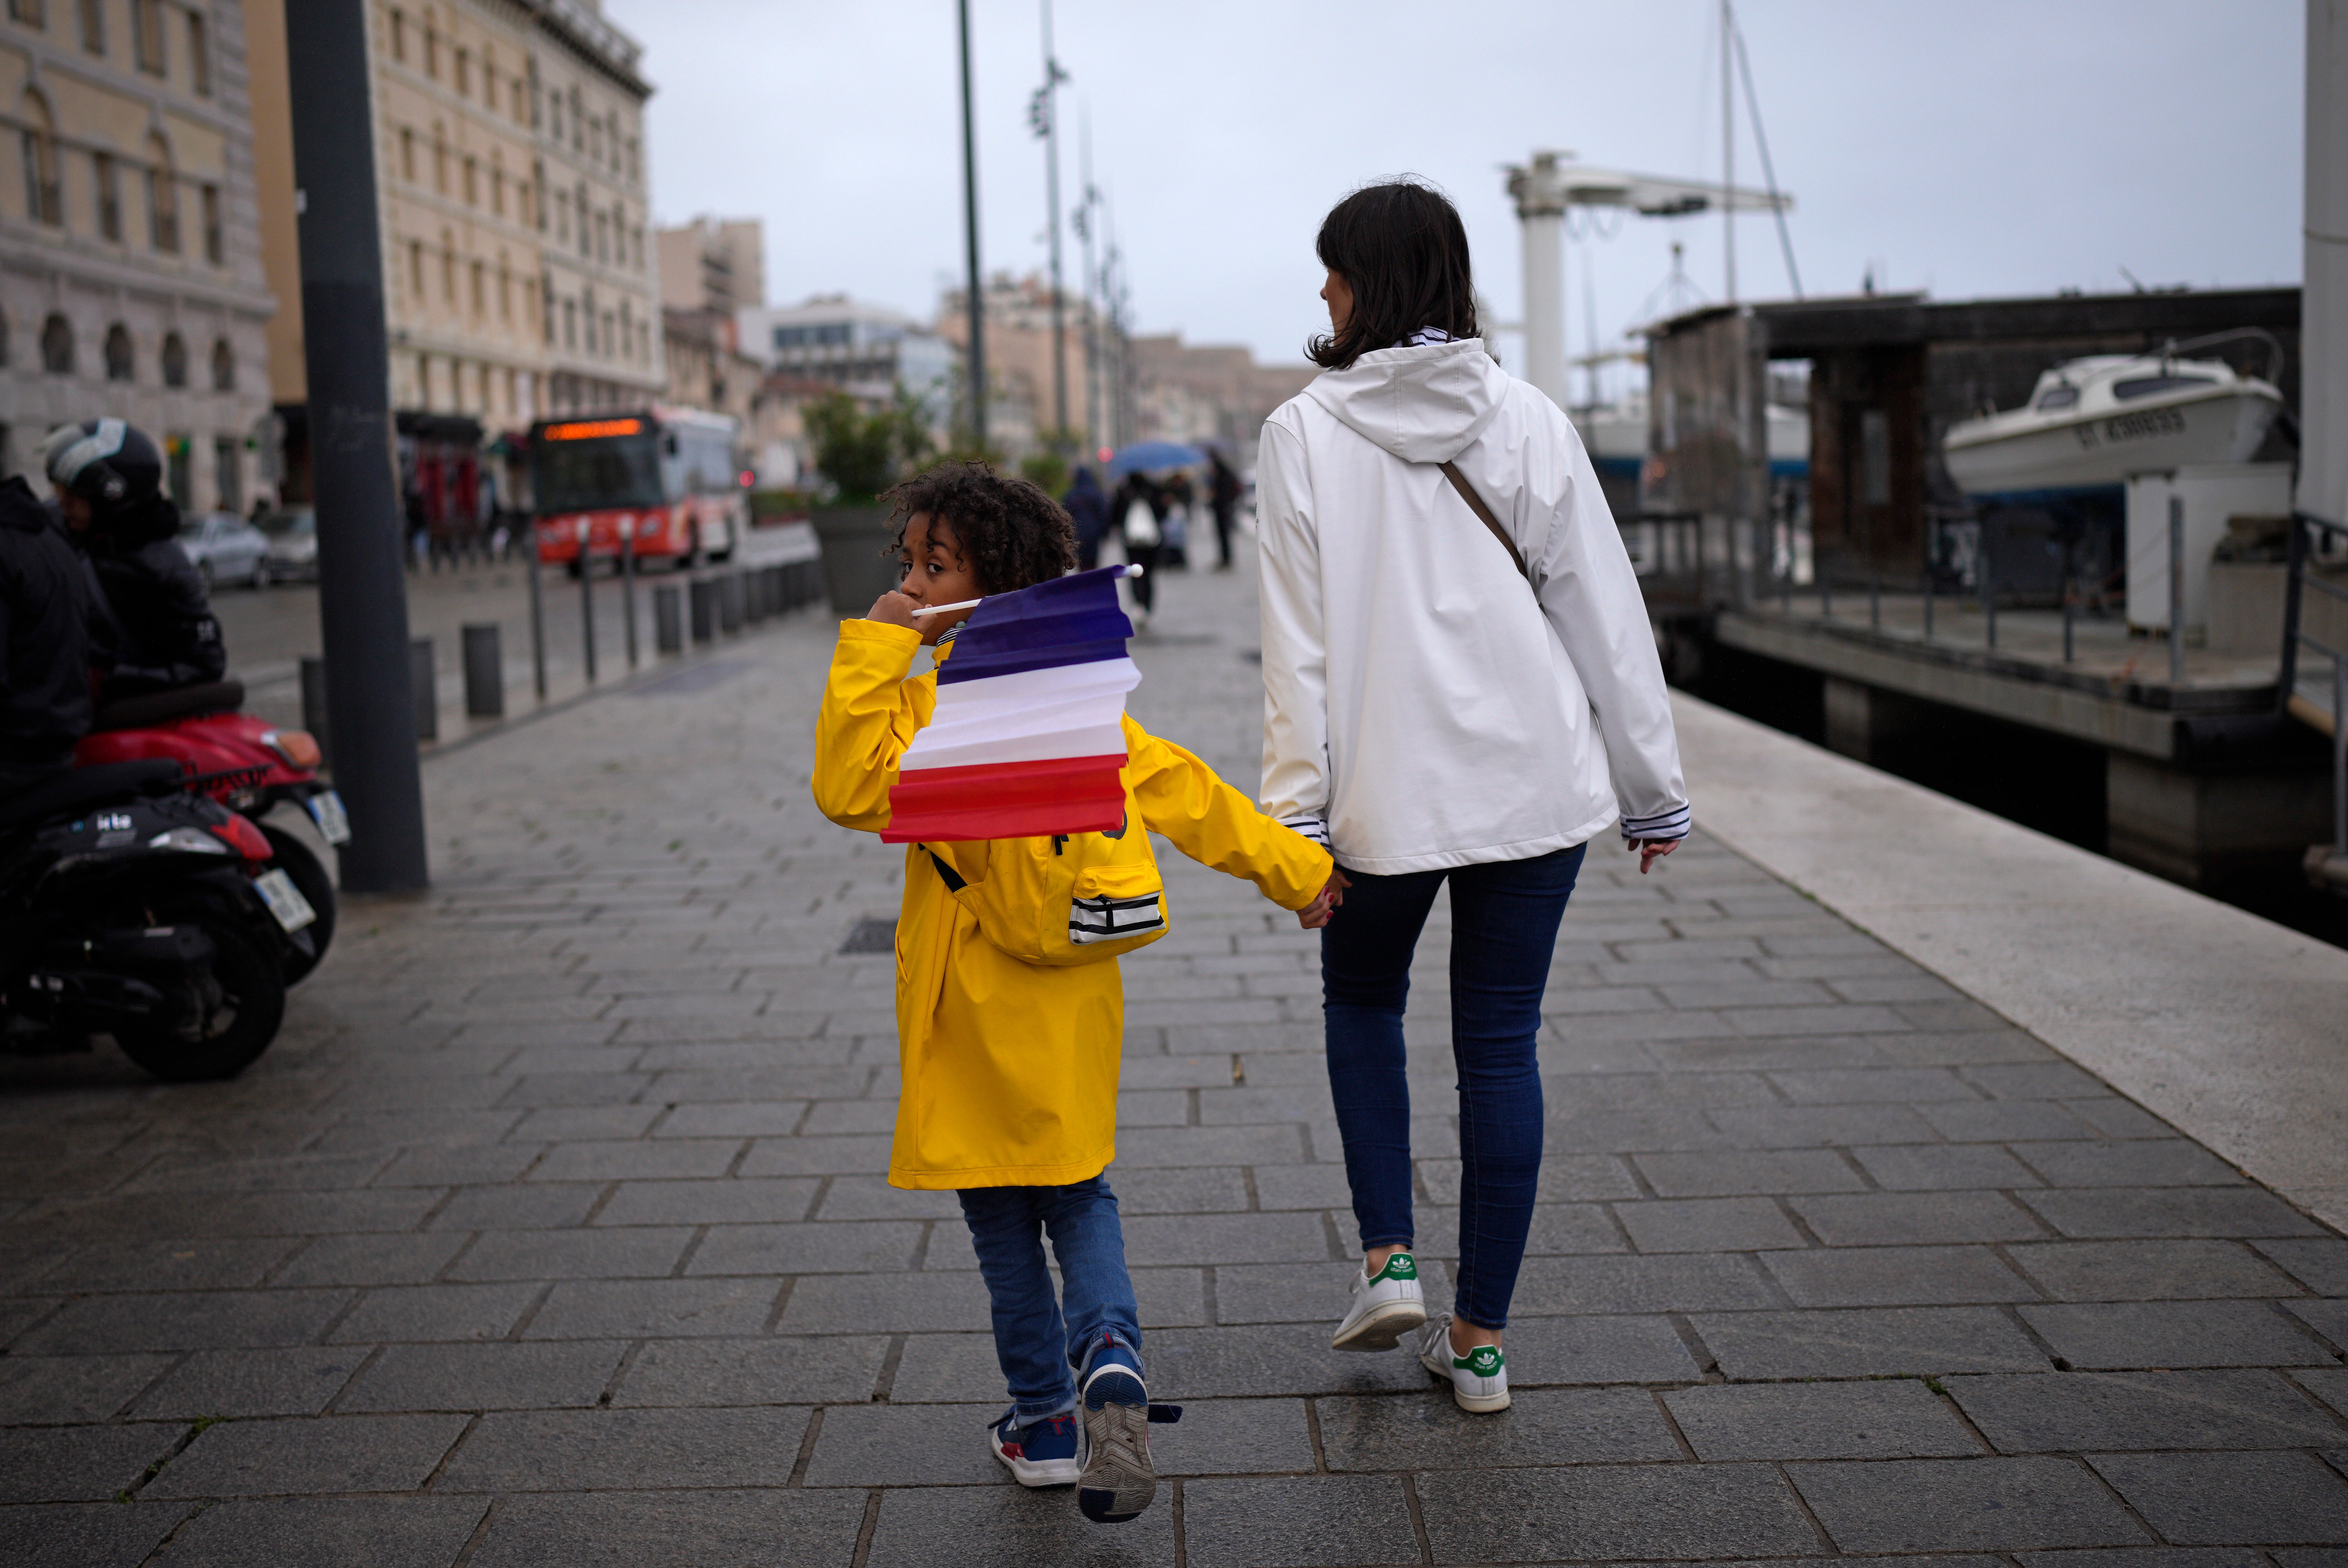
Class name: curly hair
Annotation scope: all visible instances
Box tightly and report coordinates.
[882,461,1077,595]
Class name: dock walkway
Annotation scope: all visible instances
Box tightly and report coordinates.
[4,550,2346,1564]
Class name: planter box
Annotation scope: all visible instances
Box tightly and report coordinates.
[811,504,898,615]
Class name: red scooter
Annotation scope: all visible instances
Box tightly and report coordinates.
[74,680,346,983]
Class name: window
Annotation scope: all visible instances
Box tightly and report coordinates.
[166,436,187,504]
[469,258,483,314]
[575,181,588,255]
[77,0,100,53]
[423,23,437,78]
[454,47,469,96]
[187,10,208,95]
[490,161,503,217]
[589,113,601,164]
[103,322,132,381]
[94,151,119,239]
[627,137,639,184]
[568,86,582,148]
[9,0,47,28]
[161,331,186,387]
[482,48,496,108]
[526,56,539,126]
[40,312,71,373]
[210,337,234,391]
[214,436,238,512]
[409,239,424,298]
[441,237,455,301]
[498,260,510,320]
[2112,373,2218,402]
[131,0,162,74]
[201,183,220,264]
[400,127,415,181]
[389,7,404,61]
[562,298,575,349]
[2034,384,2079,412]
[146,135,177,251]
[463,156,475,206]
[548,83,562,140]
[433,127,446,192]
[554,189,568,242]
[19,96,59,226]
[594,209,607,264]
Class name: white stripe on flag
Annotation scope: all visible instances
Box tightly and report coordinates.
[901,657,1141,772]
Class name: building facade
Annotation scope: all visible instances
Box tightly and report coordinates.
[657,214,759,316]
[739,293,953,422]
[0,0,276,510]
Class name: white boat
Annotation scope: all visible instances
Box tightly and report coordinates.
[1943,351,2282,497]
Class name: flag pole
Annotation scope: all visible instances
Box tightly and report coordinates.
[909,563,1144,616]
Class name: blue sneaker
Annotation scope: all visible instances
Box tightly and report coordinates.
[1077,1340,1156,1523]
[988,1408,1080,1487]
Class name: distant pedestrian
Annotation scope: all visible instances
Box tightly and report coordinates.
[1205,448,1240,571]
[1160,472,1192,569]
[812,462,1332,1523]
[1114,475,1161,627]
[1062,465,1108,571]
[1255,179,1690,1412]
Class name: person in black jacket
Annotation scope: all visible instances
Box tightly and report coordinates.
[0,474,94,795]
[42,420,225,703]
[1062,465,1109,571]
[1205,448,1241,572]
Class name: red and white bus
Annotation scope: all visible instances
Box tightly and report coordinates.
[531,407,747,571]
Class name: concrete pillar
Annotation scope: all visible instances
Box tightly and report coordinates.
[1821,677,1935,770]
[1507,151,1571,411]
[2304,0,2348,524]
[2107,751,2336,889]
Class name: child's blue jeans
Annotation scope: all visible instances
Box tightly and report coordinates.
[957,1175,1143,1422]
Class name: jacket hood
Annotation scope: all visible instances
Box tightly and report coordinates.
[0,475,49,533]
[1301,337,1509,465]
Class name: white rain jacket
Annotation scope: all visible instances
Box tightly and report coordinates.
[1256,336,1690,875]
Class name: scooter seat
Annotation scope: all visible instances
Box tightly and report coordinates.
[91,680,246,732]
[0,759,187,833]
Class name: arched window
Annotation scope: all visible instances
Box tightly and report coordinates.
[210,337,233,391]
[40,312,72,373]
[145,133,178,253]
[103,322,133,381]
[160,330,186,387]
[19,92,59,225]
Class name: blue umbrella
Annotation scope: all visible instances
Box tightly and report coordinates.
[1107,441,1205,477]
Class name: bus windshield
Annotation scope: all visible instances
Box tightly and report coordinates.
[536,428,663,511]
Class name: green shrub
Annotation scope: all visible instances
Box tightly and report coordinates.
[806,386,934,505]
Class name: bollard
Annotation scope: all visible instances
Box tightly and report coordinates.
[410,637,437,741]
[2168,494,2186,687]
[621,529,639,670]
[300,655,331,764]
[578,543,598,685]
[744,566,767,624]
[462,623,504,717]
[526,528,548,700]
[689,577,716,643]
[718,572,743,634]
[654,583,684,653]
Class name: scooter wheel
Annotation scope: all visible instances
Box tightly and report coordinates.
[112,906,286,1082]
[260,822,336,984]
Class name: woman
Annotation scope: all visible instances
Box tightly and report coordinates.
[1255,180,1689,1413]
[1112,473,1162,626]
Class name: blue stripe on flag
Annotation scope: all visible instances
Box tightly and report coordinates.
[935,565,1135,685]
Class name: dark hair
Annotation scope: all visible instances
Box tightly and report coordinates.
[883,461,1076,595]
[1307,179,1479,371]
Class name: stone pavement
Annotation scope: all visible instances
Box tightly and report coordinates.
[5,546,2348,1567]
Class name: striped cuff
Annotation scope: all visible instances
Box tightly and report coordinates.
[1279,813,1331,849]
[1619,805,1691,844]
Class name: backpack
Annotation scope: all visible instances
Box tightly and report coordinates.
[924,772,1168,967]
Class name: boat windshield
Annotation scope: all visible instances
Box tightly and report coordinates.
[2112,373,2218,402]
[2034,385,2079,411]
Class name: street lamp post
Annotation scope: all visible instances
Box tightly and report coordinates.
[284,0,428,893]
[957,0,986,449]
[1031,2,1070,448]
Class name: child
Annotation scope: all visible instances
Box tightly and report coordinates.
[812,463,1336,1524]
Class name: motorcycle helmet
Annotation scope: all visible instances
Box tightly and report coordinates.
[42,418,162,523]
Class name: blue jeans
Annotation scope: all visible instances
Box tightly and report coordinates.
[957,1176,1142,1422]
[1321,843,1586,1330]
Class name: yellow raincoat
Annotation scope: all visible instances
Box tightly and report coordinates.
[814,619,1333,1190]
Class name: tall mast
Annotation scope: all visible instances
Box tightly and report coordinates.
[957,0,986,447]
[1721,0,1736,304]
[1077,104,1100,458]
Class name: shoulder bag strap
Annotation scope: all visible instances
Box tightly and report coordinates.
[1435,460,1530,583]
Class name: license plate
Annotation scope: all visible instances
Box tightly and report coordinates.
[306,790,352,845]
[253,868,316,933]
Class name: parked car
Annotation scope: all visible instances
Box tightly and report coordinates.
[257,509,319,583]
[179,512,272,589]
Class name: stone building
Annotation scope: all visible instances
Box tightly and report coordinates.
[0,0,277,511]
[657,213,759,316]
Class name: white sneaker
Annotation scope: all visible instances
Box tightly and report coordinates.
[1415,1313,1509,1412]
[1331,1251,1426,1351]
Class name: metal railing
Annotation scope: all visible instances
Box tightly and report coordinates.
[2279,508,2348,880]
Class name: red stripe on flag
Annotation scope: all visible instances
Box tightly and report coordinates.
[881,754,1129,843]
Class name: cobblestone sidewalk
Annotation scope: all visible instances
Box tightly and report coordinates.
[4,551,2347,1566]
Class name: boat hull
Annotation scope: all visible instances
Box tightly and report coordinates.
[1944,387,2279,497]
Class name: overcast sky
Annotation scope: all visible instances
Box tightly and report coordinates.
[604,0,2305,392]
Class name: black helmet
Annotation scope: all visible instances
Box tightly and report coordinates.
[42,419,162,522]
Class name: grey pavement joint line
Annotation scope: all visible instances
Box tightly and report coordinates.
[1396,1469,1437,1565]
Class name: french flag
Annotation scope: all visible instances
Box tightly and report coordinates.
[881,566,1139,843]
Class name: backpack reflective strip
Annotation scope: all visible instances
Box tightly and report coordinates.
[1069,893,1165,944]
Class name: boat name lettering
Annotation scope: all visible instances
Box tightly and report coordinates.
[2075,407,2187,450]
